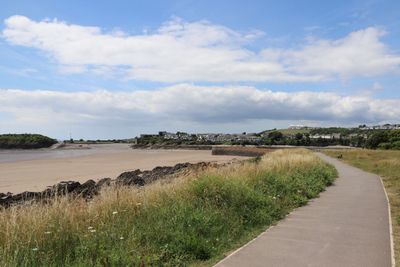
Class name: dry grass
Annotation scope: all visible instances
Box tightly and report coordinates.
[323,149,400,265]
[0,149,336,266]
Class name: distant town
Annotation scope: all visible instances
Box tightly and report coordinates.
[132,123,400,149]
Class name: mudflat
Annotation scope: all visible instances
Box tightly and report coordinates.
[0,144,242,193]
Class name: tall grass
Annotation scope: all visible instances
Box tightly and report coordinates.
[323,149,400,265]
[0,149,336,266]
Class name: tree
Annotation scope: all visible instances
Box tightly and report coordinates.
[295,133,303,140]
[365,131,389,149]
[268,131,283,141]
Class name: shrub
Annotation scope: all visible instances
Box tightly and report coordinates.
[0,134,57,149]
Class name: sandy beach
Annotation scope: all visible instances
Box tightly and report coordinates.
[0,144,243,193]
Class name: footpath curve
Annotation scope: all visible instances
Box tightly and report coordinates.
[215,152,393,267]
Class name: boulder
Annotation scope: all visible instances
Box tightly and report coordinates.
[73,180,96,197]
[96,178,112,190]
[11,191,40,202]
[141,163,192,183]
[43,181,82,197]
[116,171,145,186]
[0,194,12,207]
[0,161,219,208]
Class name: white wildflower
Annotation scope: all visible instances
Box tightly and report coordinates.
[120,236,124,240]
[44,231,51,235]
[32,248,38,251]
[88,226,94,230]
[112,211,118,215]
[90,229,96,233]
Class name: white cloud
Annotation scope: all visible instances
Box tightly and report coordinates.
[0,85,398,134]
[3,15,400,82]
[279,27,400,79]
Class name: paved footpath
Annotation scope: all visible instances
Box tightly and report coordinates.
[215,153,393,267]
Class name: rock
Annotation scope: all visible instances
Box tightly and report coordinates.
[57,181,81,195]
[141,163,192,183]
[73,180,96,197]
[11,191,40,202]
[0,161,223,208]
[41,187,54,198]
[0,194,13,207]
[116,171,145,186]
[96,178,112,190]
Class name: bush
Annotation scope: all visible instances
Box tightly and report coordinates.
[0,134,57,149]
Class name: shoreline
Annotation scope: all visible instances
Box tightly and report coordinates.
[0,161,227,208]
[0,145,245,194]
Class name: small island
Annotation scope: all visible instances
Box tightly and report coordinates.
[0,134,57,149]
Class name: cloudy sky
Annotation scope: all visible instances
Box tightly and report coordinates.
[0,0,399,139]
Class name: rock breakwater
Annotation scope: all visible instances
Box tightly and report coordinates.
[0,161,216,208]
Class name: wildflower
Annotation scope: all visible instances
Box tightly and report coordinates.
[272,196,277,200]
[44,231,51,235]
[136,202,142,206]
[88,226,94,230]
[32,248,38,251]
[120,236,124,240]
[90,229,96,233]
[112,211,118,215]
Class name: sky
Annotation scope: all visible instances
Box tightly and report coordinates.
[0,0,399,139]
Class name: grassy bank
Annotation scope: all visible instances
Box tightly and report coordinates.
[323,149,400,264]
[0,149,336,266]
[0,134,57,149]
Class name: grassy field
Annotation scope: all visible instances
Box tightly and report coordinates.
[277,128,311,135]
[261,128,311,136]
[0,149,336,266]
[323,149,400,264]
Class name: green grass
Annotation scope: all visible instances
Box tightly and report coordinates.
[261,128,311,136]
[277,128,311,135]
[0,149,336,266]
[0,134,57,149]
[323,149,400,265]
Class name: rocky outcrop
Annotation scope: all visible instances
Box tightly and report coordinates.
[0,161,217,208]
[116,171,145,186]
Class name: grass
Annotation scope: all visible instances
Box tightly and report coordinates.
[323,149,400,265]
[0,149,336,266]
[261,128,311,136]
[277,128,311,135]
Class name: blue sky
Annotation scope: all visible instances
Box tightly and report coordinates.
[0,0,399,139]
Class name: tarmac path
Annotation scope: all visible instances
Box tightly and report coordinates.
[215,152,393,267]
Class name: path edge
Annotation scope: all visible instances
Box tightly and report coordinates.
[214,153,334,266]
[213,209,294,266]
[214,153,395,267]
[378,175,396,267]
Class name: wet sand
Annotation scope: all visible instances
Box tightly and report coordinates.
[0,144,243,193]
